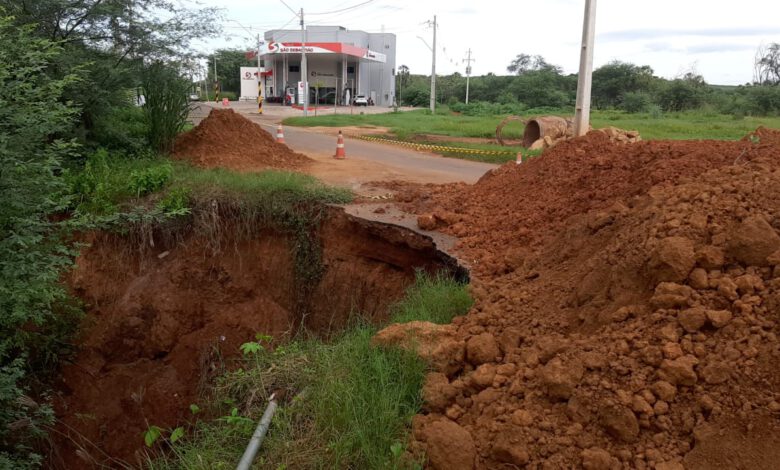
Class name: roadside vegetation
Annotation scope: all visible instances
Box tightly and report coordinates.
[147,273,473,470]
[285,107,780,142]
[284,49,780,163]
[0,2,216,466]
[284,107,780,163]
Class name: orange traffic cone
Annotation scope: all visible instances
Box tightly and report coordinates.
[516,151,523,165]
[334,131,346,159]
[276,124,286,144]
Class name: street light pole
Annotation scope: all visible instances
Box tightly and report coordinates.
[574,0,597,136]
[300,7,308,117]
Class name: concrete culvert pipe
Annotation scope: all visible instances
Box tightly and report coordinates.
[522,116,573,147]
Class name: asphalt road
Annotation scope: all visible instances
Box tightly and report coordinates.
[190,102,497,185]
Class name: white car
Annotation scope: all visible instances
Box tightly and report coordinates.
[353,95,368,106]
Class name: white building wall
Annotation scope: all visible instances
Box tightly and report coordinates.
[262,26,397,106]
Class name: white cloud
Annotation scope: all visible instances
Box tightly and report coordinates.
[196,0,780,84]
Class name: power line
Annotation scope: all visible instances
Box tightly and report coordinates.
[277,0,299,17]
[308,0,376,16]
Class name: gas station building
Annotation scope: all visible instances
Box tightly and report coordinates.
[250,25,396,107]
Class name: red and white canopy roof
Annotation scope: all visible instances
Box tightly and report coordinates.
[258,41,386,63]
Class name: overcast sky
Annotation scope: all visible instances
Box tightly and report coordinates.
[199,0,780,85]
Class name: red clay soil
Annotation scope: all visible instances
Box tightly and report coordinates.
[50,208,461,468]
[173,108,311,171]
[374,127,780,469]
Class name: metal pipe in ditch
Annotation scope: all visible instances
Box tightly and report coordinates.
[236,392,278,470]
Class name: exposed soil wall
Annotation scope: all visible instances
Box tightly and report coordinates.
[50,207,463,468]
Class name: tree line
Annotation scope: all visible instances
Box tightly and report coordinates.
[396,47,780,116]
[0,1,218,466]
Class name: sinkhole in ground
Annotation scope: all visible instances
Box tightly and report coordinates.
[50,207,466,468]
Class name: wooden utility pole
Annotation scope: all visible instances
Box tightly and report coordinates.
[574,0,597,136]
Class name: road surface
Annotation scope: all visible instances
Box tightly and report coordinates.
[189,102,497,189]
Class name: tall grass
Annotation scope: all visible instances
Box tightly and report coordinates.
[142,62,191,154]
[148,272,472,470]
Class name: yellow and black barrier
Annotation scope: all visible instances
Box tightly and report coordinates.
[355,135,517,156]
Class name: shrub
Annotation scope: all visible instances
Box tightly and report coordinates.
[142,61,191,154]
[89,105,148,155]
[129,163,173,197]
[449,100,526,116]
[157,187,191,215]
[621,91,652,113]
[0,18,82,466]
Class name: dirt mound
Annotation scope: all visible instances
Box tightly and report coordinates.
[400,129,780,277]
[50,208,462,468]
[376,128,780,468]
[173,109,311,171]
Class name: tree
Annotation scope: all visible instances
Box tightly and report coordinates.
[754,43,780,85]
[207,48,256,94]
[507,54,562,75]
[396,65,410,105]
[591,61,657,108]
[0,17,81,467]
[508,70,576,108]
[658,74,707,112]
[0,0,220,142]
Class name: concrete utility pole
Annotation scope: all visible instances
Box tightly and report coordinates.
[574,0,597,136]
[463,48,474,104]
[429,15,437,114]
[213,56,218,102]
[300,7,309,117]
[257,34,263,113]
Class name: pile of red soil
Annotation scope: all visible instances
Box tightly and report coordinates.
[375,127,780,469]
[173,109,311,171]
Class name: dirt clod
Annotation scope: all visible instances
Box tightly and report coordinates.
[465,333,500,366]
[598,404,640,443]
[418,418,476,470]
[728,215,780,266]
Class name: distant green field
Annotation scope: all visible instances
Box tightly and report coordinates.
[283,108,780,164]
[591,110,780,140]
[285,108,780,142]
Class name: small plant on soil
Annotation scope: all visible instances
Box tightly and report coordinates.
[128,163,173,197]
[148,273,472,469]
[144,425,163,448]
[240,333,273,356]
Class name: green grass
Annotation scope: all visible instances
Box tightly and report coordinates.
[285,109,527,140]
[172,166,352,207]
[148,272,472,470]
[590,110,780,140]
[283,108,780,157]
[68,152,352,217]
